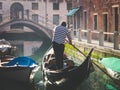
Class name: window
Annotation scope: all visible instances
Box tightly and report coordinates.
[83,11,87,30]
[103,13,108,40]
[113,7,119,31]
[67,2,72,10]
[103,13,108,32]
[74,0,78,3]
[32,14,38,23]
[25,9,29,19]
[0,2,2,9]
[94,14,98,30]
[53,14,59,25]
[0,14,2,23]
[32,3,38,10]
[53,3,59,10]
[49,0,63,2]
[74,0,77,2]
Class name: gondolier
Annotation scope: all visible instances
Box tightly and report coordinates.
[52,21,72,69]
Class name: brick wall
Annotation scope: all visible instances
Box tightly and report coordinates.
[72,0,120,43]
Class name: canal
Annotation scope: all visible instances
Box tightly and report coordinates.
[0,31,119,90]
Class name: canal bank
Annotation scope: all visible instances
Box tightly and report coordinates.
[72,39,120,58]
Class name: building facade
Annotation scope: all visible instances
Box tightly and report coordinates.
[0,0,72,31]
[68,0,120,43]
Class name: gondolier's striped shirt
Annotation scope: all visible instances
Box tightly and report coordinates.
[52,25,72,44]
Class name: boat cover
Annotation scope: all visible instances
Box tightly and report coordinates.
[100,57,120,72]
[6,56,38,67]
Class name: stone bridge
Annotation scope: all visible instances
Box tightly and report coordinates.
[0,19,53,39]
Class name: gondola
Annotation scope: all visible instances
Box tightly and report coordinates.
[42,43,94,88]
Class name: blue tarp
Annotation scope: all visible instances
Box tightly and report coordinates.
[6,56,38,67]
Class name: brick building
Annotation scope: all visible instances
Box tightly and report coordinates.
[67,0,120,43]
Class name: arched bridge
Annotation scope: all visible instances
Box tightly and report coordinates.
[0,19,53,39]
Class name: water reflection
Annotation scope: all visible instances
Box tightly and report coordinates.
[23,41,43,56]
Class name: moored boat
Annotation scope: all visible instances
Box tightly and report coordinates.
[42,43,94,88]
[0,56,38,83]
[99,57,120,80]
[0,39,16,62]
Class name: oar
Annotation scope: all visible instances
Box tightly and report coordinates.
[65,40,95,72]
[65,40,86,57]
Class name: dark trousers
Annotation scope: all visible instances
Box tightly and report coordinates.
[52,42,64,69]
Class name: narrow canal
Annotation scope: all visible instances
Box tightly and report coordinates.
[0,30,119,90]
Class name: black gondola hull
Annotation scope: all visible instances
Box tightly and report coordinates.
[42,47,94,88]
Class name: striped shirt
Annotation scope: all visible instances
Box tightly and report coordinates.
[52,25,72,44]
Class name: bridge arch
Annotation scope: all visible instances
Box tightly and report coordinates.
[0,19,53,39]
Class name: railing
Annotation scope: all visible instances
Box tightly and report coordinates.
[70,28,120,50]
